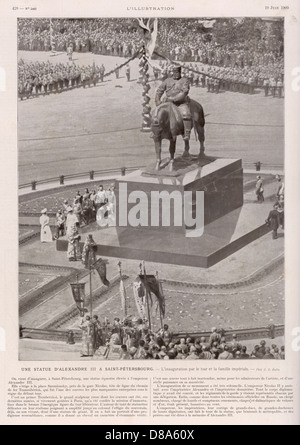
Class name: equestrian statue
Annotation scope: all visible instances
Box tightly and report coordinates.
[152,65,206,171]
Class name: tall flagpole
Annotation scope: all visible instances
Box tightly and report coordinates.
[89,264,93,317]
[156,270,164,330]
[118,261,127,319]
[143,261,152,331]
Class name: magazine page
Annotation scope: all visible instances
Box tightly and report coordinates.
[0,0,299,426]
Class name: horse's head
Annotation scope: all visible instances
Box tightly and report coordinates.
[151,103,171,142]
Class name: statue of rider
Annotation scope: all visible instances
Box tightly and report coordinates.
[155,65,192,141]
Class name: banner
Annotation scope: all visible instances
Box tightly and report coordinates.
[139,275,165,317]
[132,278,147,319]
[70,283,87,317]
[120,278,128,317]
[93,258,110,287]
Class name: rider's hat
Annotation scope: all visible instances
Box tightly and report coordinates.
[173,66,182,73]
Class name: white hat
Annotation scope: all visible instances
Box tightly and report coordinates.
[41,208,47,214]
[67,206,73,213]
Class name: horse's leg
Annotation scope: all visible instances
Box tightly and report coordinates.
[169,138,176,172]
[195,121,206,158]
[183,139,190,158]
[154,140,162,170]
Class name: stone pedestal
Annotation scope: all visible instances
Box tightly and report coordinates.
[114,157,243,235]
[57,157,257,269]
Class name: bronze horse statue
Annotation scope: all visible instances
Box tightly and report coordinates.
[151,99,206,171]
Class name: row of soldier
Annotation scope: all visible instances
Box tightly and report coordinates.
[18,60,109,99]
[18,57,284,101]
[156,61,284,97]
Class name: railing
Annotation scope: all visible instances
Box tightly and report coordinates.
[20,325,284,344]
[19,166,146,191]
[19,162,284,192]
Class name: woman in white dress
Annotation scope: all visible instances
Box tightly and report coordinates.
[39,209,53,243]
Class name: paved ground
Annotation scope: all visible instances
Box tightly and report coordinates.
[19,224,284,332]
[18,51,284,185]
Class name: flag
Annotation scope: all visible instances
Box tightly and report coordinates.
[70,283,87,317]
[139,275,165,317]
[157,279,166,318]
[93,258,110,287]
[132,278,147,319]
[119,277,128,317]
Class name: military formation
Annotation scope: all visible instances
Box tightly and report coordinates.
[18,60,107,99]
[156,60,284,97]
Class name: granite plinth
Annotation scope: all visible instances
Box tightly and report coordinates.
[56,200,271,269]
[115,157,243,234]
[56,158,253,268]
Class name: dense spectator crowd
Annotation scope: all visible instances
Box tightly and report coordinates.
[50,184,115,241]
[18,18,141,55]
[80,315,285,360]
[18,18,284,99]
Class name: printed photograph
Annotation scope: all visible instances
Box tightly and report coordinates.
[18,17,285,361]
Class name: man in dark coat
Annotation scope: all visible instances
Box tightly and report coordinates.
[155,66,192,141]
[266,204,281,239]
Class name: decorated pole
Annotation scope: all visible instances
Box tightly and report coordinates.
[89,264,93,317]
[118,261,128,318]
[143,261,152,331]
[156,270,164,330]
[139,46,152,133]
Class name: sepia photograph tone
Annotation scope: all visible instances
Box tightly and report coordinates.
[18,17,285,362]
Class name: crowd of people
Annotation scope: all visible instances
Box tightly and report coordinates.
[18,57,284,101]
[39,184,115,259]
[18,18,141,55]
[78,316,285,360]
[18,18,284,96]
[254,174,284,240]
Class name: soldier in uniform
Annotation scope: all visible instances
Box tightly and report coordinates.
[215,77,220,94]
[99,64,105,83]
[277,78,283,98]
[126,64,131,82]
[48,73,53,93]
[206,75,211,93]
[155,66,192,141]
[115,64,120,80]
[81,68,87,88]
[248,74,255,95]
[188,69,194,87]
[266,204,281,240]
[270,77,277,97]
[93,68,99,87]
[67,43,73,62]
[42,74,48,95]
[263,78,270,97]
